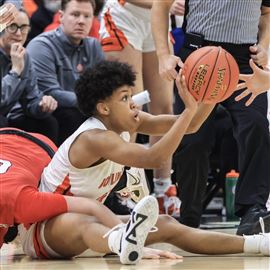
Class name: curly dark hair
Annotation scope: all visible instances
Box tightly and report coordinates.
[75,60,136,117]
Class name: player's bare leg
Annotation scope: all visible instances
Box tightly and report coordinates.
[43,196,163,264]
[144,215,270,255]
[143,51,180,216]
[44,213,111,256]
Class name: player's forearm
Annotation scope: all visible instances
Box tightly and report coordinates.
[143,103,215,135]
[186,103,216,134]
[125,0,153,8]
[147,108,196,168]
[151,1,172,58]
[65,196,121,228]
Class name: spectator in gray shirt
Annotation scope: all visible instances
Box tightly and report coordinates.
[27,0,105,145]
[0,9,58,142]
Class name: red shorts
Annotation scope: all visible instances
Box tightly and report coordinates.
[14,187,68,225]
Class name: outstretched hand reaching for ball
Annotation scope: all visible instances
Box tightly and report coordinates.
[235,59,270,106]
[175,69,198,112]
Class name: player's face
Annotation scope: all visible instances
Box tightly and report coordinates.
[60,0,94,45]
[105,86,140,133]
[0,12,30,51]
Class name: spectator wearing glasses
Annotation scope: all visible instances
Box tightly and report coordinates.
[0,9,59,143]
[0,1,21,127]
[5,21,31,34]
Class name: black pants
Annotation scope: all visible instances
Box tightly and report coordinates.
[173,42,270,226]
[8,115,59,145]
[53,107,87,146]
[0,115,8,128]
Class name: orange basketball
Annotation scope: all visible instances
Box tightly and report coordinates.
[182,46,239,103]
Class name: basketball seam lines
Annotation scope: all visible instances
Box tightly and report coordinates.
[219,52,232,102]
[201,47,220,101]
[187,47,213,101]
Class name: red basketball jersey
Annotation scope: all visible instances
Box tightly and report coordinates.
[0,128,57,228]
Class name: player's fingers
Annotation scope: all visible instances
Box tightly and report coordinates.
[168,68,178,80]
[245,94,257,106]
[175,73,181,88]
[177,59,184,68]
[249,45,257,53]
[250,54,258,63]
[236,82,247,91]
[180,73,187,87]
[158,250,183,259]
[143,254,160,259]
[235,89,250,101]
[249,59,256,72]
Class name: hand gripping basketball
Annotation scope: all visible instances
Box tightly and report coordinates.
[183,46,239,104]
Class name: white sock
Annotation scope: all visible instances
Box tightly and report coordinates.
[153,178,172,196]
[243,235,261,253]
[107,230,121,255]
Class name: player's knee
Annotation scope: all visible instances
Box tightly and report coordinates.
[158,214,177,225]
[157,214,179,241]
[76,215,98,232]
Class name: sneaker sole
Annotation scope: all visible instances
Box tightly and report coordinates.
[237,214,270,235]
[120,196,158,264]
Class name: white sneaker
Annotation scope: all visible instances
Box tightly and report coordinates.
[244,217,270,256]
[258,217,270,255]
[258,233,270,255]
[104,195,159,264]
[120,195,159,264]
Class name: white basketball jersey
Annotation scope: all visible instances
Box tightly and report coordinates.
[39,117,130,203]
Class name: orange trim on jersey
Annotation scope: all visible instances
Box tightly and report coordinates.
[101,9,129,52]
[54,174,73,196]
[33,223,50,259]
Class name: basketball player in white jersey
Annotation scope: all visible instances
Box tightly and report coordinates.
[19,60,270,263]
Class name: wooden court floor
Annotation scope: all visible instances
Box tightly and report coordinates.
[1,229,269,270]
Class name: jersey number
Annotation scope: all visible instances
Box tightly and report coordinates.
[0,159,12,174]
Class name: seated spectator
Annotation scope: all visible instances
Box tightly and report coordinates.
[0,9,58,142]
[26,0,105,145]
[45,11,100,38]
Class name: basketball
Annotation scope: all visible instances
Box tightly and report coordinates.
[182,46,239,103]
